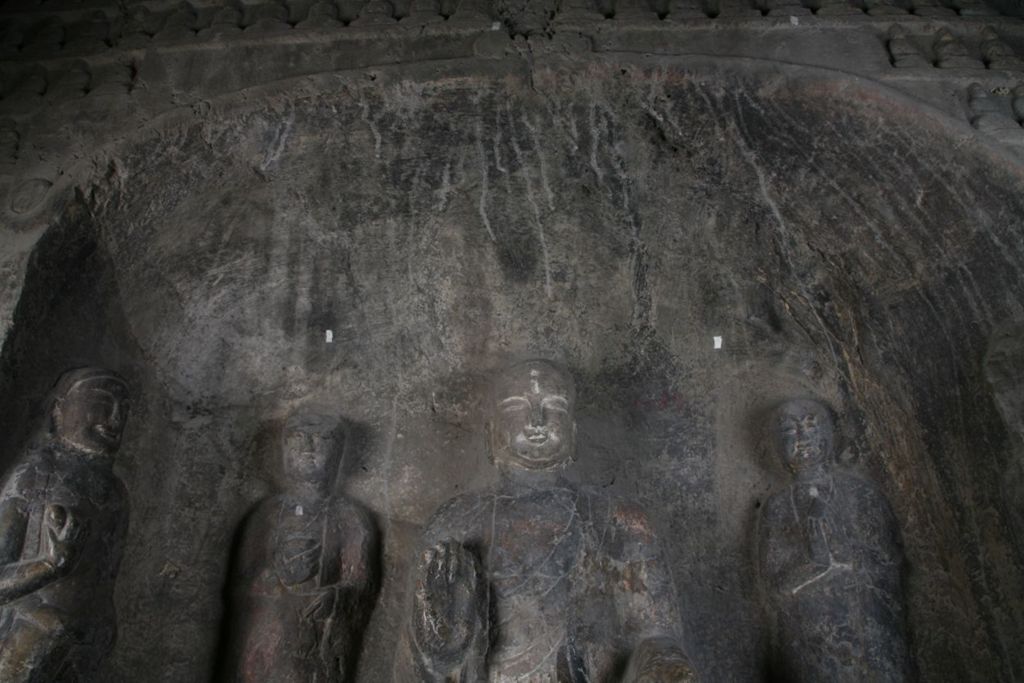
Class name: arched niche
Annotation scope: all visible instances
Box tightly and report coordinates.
[2,53,1023,681]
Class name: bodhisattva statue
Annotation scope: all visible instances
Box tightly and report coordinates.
[984,324,1024,547]
[0,367,131,682]
[224,412,379,682]
[408,360,697,682]
[755,399,911,682]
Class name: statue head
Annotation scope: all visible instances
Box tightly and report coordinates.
[489,360,577,472]
[770,398,834,474]
[984,321,1024,439]
[51,367,130,457]
[281,411,344,491]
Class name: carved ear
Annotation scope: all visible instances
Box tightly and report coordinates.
[484,420,495,463]
[570,420,578,462]
[50,397,65,435]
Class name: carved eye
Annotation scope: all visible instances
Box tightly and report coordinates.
[499,397,529,412]
[542,396,569,412]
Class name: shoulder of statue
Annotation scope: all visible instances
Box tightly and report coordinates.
[835,469,889,503]
[422,490,486,542]
[231,498,283,573]
[597,494,664,560]
[239,495,284,533]
[2,445,56,491]
[109,473,130,509]
[607,498,654,533]
[847,474,899,527]
[330,495,376,532]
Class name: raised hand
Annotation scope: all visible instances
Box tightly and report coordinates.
[275,534,322,587]
[42,504,83,575]
[411,540,486,672]
[805,517,832,565]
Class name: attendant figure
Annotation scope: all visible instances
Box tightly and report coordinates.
[224,412,379,682]
[0,367,131,682]
[755,399,911,682]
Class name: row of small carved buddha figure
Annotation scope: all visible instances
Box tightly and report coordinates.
[0,0,1005,64]
[0,361,909,681]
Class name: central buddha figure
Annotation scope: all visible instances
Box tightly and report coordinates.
[407,360,697,682]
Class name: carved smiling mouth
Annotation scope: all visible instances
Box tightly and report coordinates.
[526,433,549,445]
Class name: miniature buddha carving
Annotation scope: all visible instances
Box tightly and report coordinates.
[813,0,862,17]
[934,28,983,68]
[980,27,1024,70]
[968,83,1021,136]
[224,412,379,682]
[755,399,911,682]
[0,368,131,682]
[408,360,697,682]
[888,26,929,68]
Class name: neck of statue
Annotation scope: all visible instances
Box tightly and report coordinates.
[794,462,830,483]
[53,436,114,466]
[288,480,331,500]
[498,465,568,489]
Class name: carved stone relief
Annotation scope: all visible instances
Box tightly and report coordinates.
[407,360,696,682]
[222,412,379,682]
[755,399,910,682]
[0,368,131,682]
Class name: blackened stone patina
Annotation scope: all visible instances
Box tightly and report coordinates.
[0,368,131,682]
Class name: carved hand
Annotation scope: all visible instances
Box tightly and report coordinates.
[275,535,322,587]
[805,517,832,565]
[411,540,486,671]
[42,504,83,575]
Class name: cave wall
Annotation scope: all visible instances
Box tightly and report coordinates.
[2,46,1024,682]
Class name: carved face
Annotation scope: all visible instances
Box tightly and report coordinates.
[55,378,130,456]
[490,361,576,471]
[772,400,833,473]
[281,414,342,487]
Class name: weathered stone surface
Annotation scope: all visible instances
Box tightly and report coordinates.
[984,323,1024,551]
[1,16,1024,682]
